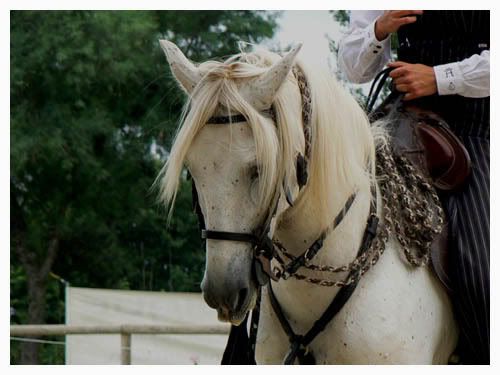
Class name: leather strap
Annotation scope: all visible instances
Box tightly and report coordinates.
[269,184,378,365]
[267,284,316,364]
[221,313,256,365]
[206,108,274,125]
[201,230,258,244]
[366,67,395,114]
[281,192,357,278]
[248,288,261,360]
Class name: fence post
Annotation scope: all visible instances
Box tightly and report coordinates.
[120,332,131,365]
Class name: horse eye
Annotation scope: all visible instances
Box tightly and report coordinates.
[249,165,260,181]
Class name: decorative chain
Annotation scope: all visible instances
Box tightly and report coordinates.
[292,66,312,165]
[377,142,444,266]
[272,142,444,287]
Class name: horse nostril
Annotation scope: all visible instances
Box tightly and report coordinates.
[235,288,248,312]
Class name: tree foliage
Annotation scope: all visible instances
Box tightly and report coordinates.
[10,10,278,364]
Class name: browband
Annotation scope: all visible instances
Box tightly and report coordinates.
[206,108,275,125]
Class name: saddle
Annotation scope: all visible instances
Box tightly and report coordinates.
[381,99,471,191]
[373,94,471,293]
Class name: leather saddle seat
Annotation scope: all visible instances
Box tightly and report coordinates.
[387,103,471,191]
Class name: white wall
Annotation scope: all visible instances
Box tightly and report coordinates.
[66,287,228,364]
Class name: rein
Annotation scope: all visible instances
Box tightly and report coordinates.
[365,67,394,114]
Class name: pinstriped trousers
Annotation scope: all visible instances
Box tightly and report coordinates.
[439,137,490,364]
[395,9,490,363]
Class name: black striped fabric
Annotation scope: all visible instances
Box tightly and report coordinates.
[397,10,490,139]
[396,11,490,364]
[439,138,490,364]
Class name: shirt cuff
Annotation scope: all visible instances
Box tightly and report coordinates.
[433,62,464,96]
[363,20,387,57]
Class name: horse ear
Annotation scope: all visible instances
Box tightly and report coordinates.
[159,40,203,94]
[243,43,303,110]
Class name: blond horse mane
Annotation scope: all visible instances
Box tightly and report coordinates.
[156,45,386,229]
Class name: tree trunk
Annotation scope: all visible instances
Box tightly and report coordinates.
[19,274,47,364]
[14,236,59,364]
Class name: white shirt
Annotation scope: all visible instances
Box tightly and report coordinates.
[338,10,490,98]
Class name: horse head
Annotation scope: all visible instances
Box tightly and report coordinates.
[158,40,305,324]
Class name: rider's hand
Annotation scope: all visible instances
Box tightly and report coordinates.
[375,10,423,41]
[388,61,438,101]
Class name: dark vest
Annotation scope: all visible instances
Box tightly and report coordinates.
[396,10,490,138]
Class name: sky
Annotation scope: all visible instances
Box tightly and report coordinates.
[268,10,342,72]
[269,10,372,96]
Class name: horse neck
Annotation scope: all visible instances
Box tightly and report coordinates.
[270,123,375,325]
[274,68,376,263]
[274,164,373,266]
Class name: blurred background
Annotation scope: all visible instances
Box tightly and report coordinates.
[10,10,383,364]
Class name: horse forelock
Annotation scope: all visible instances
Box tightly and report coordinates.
[156,45,384,228]
[156,49,291,219]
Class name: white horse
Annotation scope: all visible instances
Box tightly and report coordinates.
[156,40,458,364]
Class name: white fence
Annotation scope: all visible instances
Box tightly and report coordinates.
[10,324,230,364]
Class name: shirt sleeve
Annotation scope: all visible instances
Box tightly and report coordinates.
[338,10,392,83]
[433,50,490,98]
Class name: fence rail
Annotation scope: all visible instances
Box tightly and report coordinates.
[10,324,230,364]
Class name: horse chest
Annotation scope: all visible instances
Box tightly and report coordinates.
[256,242,457,364]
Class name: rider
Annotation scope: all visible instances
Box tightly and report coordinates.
[338,10,490,364]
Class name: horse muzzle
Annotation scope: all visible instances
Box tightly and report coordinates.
[201,277,255,325]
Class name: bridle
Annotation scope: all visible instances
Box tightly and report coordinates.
[199,104,281,285]
[200,181,281,286]
[192,64,379,364]
[195,65,317,287]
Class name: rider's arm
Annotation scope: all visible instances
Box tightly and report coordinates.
[433,50,490,98]
[338,11,391,83]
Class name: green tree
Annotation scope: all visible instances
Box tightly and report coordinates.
[10,10,278,364]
